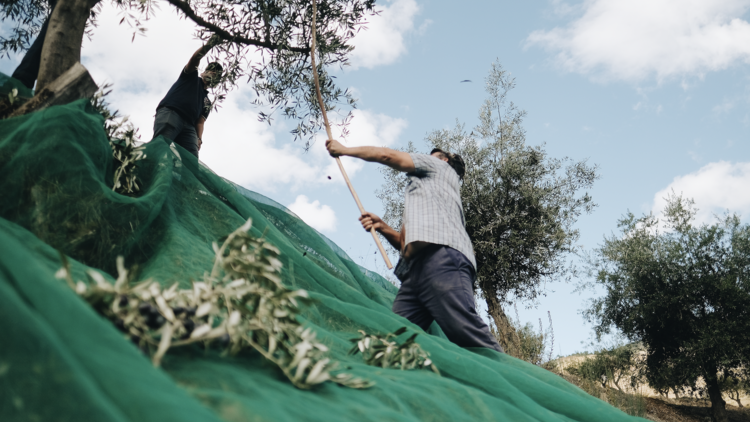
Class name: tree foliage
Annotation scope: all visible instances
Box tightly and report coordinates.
[0,0,50,55]
[1,0,375,147]
[568,343,642,392]
[377,60,598,337]
[583,194,750,422]
[489,308,555,366]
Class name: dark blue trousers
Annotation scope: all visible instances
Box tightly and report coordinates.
[12,0,57,89]
[393,245,503,352]
[153,108,200,158]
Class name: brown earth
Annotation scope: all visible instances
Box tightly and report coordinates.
[551,355,750,422]
[645,397,750,422]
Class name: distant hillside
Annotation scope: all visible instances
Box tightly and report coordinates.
[552,353,750,422]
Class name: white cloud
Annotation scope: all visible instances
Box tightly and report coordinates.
[652,161,750,224]
[349,0,421,69]
[78,3,407,193]
[713,99,736,115]
[199,93,323,191]
[287,195,337,232]
[313,109,408,182]
[527,0,750,82]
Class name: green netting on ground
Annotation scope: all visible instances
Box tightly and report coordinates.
[0,90,648,421]
[0,72,33,99]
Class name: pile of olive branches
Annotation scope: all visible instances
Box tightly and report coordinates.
[58,218,369,389]
[110,133,146,194]
[349,327,439,374]
[89,86,146,195]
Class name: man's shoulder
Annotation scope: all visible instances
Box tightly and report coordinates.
[410,153,456,180]
[179,67,200,79]
[409,153,450,173]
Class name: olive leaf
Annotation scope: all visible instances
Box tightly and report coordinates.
[59,218,371,389]
[348,328,439,375]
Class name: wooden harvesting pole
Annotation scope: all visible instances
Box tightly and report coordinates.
[309,0,393,270]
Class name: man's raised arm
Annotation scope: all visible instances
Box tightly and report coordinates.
[326,139,415,173]
[184,34,221,73]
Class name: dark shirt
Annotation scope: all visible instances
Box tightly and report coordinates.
[156,69,211,125]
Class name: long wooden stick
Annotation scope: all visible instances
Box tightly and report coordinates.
[310,0,393,270]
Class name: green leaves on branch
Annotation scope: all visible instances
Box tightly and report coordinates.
[89,85,145,195]
[110,136,146,195]
[583,193,750,421]
[348,327,439,374]
[568,343,643,392]
[0,0,51,56]
[188,0,375,148]
[7,88,18,105]
[58,218,370,390]
[3,0,375,148]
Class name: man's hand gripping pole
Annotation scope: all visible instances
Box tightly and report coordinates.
[310,0,393,270]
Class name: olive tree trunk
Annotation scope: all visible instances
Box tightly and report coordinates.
[36,0,101,92]
[705,370,729,422]
[483,286,519,355]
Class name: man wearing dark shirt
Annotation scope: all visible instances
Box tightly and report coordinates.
[153,36,223,158]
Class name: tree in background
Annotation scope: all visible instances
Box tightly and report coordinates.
[583,194,750,422]
[720,372,749,408]
[568,343,642,392]
[1,0,375,145]
[377,61,598,352]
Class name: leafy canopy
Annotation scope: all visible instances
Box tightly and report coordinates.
[0,0,376,147]
[584,193,750,418]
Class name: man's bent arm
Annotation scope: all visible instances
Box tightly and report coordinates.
[376,223,402,251]
[327,140,414,173]
[359,212,403,251]
[195,116,206,150]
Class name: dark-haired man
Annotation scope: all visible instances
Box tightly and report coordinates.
[325,140,503,352]
[152,36,223,158]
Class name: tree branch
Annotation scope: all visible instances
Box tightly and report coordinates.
[164,0,310,53]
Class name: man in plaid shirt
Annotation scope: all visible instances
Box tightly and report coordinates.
[326,139,503,352]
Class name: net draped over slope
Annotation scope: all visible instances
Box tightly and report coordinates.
[0,92,648,421]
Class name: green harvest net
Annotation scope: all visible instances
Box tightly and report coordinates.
[0,80,648,421]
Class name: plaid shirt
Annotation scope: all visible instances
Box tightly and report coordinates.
[394,153,476,278]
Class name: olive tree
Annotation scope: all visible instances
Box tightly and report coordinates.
[584,194,750,422]
[377,61,598,350]
[1,0,375,145]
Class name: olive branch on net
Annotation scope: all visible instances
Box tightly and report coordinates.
[57,218,370,389]
[348,327,439,374]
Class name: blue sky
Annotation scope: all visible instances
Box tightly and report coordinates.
[3,0,750,357]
